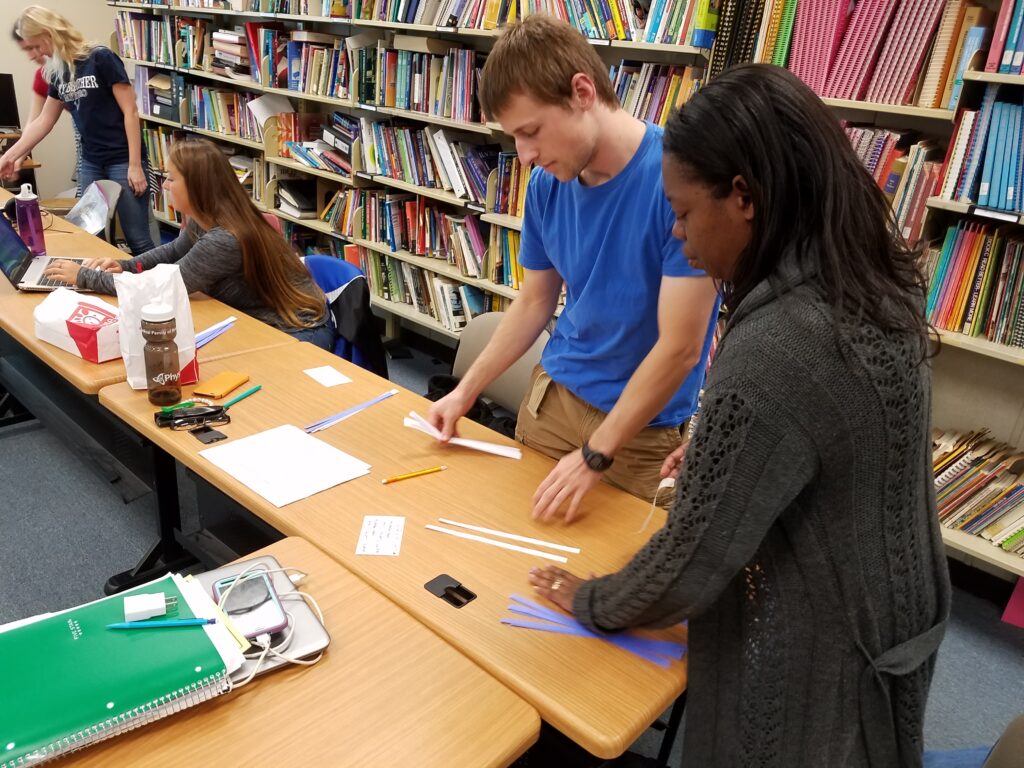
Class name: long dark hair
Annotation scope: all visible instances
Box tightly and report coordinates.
[170,139,325,328]
[664,64,928,341]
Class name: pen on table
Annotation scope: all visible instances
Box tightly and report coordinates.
[381,465,447,485]
[107,618,217,629]
[160,401,194,413]
[222,384,262,411]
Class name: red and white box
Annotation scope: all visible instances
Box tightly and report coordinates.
[33,288,121,363]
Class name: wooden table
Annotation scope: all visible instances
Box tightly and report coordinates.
[0,203,297,394]
[61,537,539,767]
[100,342,688,759]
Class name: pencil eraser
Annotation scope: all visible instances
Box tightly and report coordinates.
[124,593,168,622]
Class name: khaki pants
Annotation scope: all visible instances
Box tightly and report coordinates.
[515,365,683,508]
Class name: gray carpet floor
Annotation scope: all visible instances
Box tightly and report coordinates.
[2,346,1022,763]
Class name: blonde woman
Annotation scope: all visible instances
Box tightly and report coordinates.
[46,139,333,348]
[0,6,153,253]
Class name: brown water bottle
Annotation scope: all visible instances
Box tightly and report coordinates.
[141,303,181,406]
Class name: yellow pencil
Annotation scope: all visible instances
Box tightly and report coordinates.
[381,465,448,485]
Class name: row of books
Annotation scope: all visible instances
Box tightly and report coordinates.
[610,61,705,126]
[933,429,1024,557]
[352,34,483,124]
[707,0,991,108]
[114,11,176,65]
[360,119,499,204]
[360,246,492,331]
[923,223,1024,347]
[938,84,1024,213]
[988,0,1024,76]
[186,83,263,141]
[493,152,530,218]
[844,126,938,245]
[285,31,349,98]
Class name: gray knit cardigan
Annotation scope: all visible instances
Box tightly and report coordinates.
[575,272,951,768]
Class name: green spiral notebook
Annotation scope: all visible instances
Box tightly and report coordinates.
[0,574,233,767]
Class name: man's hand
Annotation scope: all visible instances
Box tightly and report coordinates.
[427,388,476,441]
[529,565,586,612]
[43,259,82,286]
[127,164,147,196]
[82,257,123,273]
[532,449,604,524]
[660,438,690,480]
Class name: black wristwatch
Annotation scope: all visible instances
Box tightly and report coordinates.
[581,442,614,472]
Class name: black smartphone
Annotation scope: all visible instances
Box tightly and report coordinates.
[190,425,228,444]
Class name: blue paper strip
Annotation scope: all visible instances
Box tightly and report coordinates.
[304,389,399,433]
[501,618,672,667]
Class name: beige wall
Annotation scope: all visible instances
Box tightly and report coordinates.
[2,1,117,196]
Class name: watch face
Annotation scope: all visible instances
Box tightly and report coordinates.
[583,445,612,471]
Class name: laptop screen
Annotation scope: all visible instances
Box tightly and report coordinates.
[0,215,31,282]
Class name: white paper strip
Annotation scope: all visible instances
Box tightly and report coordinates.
[437,518,580,554]
[404,411,523,459]
[425,524,568,563]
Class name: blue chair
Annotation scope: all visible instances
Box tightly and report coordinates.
[303,255,388,378]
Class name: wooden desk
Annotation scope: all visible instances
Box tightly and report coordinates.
[61,537,538,767]
[100,343,688,759]
[0,218,296,394]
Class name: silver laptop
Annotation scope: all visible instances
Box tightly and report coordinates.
[0,213,86,292]
[194,554,331,681]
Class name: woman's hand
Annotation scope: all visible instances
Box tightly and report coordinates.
[127,164,147,196]
[44,259,83,286]
[529,566,587,613]
[82,257,123,273]
[0,152,20,181]
[660,438,690,480]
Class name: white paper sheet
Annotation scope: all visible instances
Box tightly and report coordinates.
[404,411,522,459]
[355,515,405,556]
[304,365,352,387]
[199,424,370,507]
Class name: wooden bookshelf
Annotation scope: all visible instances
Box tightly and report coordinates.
[964,70,1024,86]
[266,155,356,186]
[936,329,1024,366]
[371,294,461,338]
[140,113,183,129]
[480,212,522,230]
[926,195,1024,224]
[184,125,264,150]
[153,211,181,229]
[821,98,955,121]
[942,528,1024,578]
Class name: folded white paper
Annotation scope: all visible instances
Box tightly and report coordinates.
[199,424,370,507]
[404,411,522,459]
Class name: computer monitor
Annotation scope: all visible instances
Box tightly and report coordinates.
[0,73,21,131]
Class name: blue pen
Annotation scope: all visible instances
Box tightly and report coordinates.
[106,618,217,630]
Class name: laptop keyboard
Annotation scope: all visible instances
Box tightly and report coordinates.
[35,259,84,288]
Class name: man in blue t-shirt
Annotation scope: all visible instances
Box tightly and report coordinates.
[428,16,719,523]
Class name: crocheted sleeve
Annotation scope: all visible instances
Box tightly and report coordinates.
[575,378,817,631]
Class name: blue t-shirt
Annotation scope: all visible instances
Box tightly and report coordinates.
[518,122,717,427]
[48,47,133,166]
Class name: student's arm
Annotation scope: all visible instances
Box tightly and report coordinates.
[59,227,197,294]
[111,83,147,196]
[427,266,562,440]
[28,92,45,124]
[0,97,62,178]
[532,275,719,523]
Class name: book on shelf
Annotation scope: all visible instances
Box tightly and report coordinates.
[932,428,1024,556]
[114,11,176,66]
[924,222,1024,345]
[277,178,319,218]
[610,60,705,125]
[0,573,243,767]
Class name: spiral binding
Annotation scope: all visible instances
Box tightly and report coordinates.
[1,672,229,768]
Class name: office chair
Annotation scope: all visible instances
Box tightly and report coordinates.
[303,255,388,378]
[452,311,550,413]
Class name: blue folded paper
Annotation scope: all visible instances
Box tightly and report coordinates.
[304,388,399,434]
[501,594,687,667]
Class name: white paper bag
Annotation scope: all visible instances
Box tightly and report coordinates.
[113,263,199,389]
[32,288,120,363]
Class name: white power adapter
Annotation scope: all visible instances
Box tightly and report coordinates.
[123,592,177,622]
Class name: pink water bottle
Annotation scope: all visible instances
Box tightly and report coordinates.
[15,183,46,256]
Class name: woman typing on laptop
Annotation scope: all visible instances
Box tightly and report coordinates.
[44,139,334,350]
